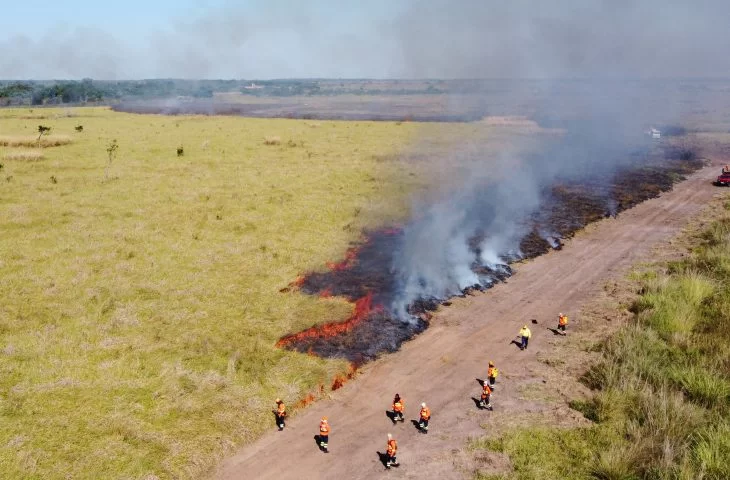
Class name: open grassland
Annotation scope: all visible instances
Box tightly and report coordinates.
[0,107,548,479]
[0,107,430,479]
[470,204,730,480]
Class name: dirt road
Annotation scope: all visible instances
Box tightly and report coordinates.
[215,160,723,480]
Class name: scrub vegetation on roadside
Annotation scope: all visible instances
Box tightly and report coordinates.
[470,203,730,480]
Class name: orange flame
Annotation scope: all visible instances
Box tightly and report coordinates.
[325,246,360,271]
[331,364,358,391]
[280,275,306,293]
[295,393,316,409]
[276,292,375,348]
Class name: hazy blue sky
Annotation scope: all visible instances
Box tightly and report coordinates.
[2,0,729,79]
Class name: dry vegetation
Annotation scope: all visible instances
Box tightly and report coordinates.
[0,134,73,148]
[2,150,45,161]
[0,106,560,479]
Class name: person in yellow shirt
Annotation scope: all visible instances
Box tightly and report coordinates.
[487,361,499,389]
[557,313,568,335]
[519,325,532,350]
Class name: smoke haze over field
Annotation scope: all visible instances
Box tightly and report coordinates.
[1,0,730,79]
[1,0,722,322]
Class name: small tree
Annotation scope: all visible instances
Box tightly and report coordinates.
[37,125,51,146]
[105,139,118,180]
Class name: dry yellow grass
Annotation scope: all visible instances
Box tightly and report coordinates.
[0,134,73,148]
[0,106,422,480]
[0,106,542,479]
[3,149,45,161]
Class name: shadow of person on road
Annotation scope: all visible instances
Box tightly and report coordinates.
[476,378,485,385]
[376,451,390,469]
[313,435,327,453]
[470,397,484,409]
[410,419,422,432]
[547,327,566,336]
[385,410,398,424]
[510,337,524,350]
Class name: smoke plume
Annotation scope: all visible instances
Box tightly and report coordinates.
[1,0,729,79]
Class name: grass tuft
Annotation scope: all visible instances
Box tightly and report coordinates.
[3,150,45,161]
[0,134,73,148]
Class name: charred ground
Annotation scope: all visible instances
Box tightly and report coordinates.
[277,144,703,363]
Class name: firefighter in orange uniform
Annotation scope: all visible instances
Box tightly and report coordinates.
[385,433,399,468]
[480,380,493,410]
[418,402,431,434]
[392,393,405,423]
[318,416,330,452]
[273,398,286,431]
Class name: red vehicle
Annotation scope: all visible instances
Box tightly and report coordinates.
[715,173,730,186]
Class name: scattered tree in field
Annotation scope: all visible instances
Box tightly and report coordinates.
[177,146,184,157]
[37,125,51,145]
[105,139,119,181]
[75,125,84,132]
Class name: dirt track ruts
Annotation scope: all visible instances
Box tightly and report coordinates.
[214,161,723,480]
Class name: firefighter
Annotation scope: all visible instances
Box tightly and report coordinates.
[487,361,499,389]
[318,416,330,453]
[392,393,405,423]
[480,380,493,410]
[557,313,568,335]
[418,402,431,434]
[519,325,532,350]
[385,433,399,468]
[273,398,286,431]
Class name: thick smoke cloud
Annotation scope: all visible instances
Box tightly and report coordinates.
[1,0,729,79]
[384,0,728,317]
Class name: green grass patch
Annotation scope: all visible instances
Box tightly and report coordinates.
[471,203,730,479]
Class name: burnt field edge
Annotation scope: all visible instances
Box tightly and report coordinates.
[276,146,705,366]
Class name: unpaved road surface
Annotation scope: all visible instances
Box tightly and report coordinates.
[215,160,724,480]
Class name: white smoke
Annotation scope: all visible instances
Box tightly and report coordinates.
[390,149,544,319]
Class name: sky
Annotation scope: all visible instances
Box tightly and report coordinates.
[2,0,730,80]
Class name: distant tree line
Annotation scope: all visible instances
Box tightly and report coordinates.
[0,78,454,106]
